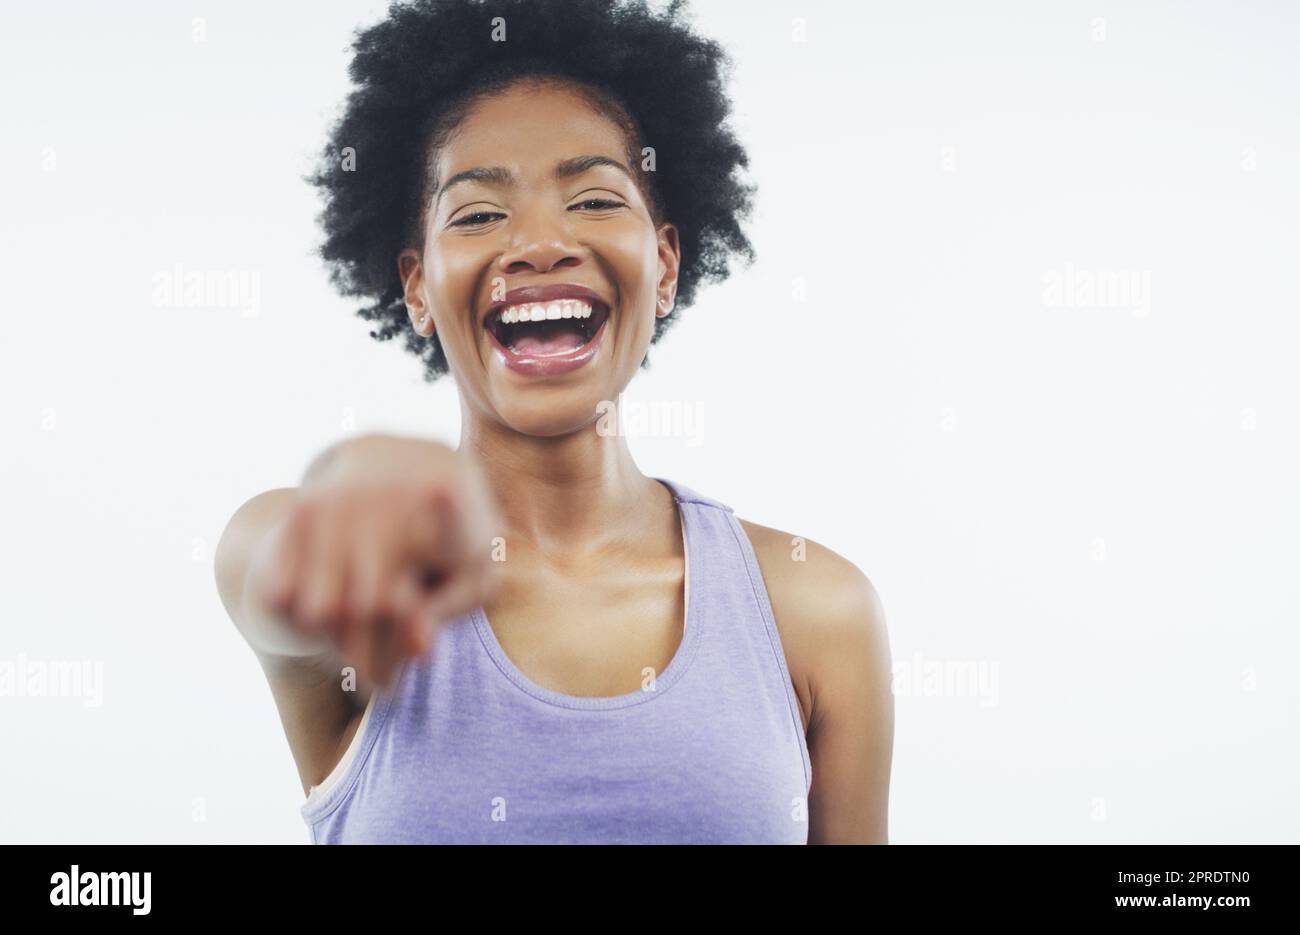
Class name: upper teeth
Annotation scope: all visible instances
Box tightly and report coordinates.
[498,299,593,324]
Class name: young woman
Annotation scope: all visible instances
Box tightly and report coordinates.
[214,0,893,844]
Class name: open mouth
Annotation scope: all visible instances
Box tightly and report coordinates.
[485,298,610,358]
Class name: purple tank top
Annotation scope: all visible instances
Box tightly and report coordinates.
[300,477,812,843]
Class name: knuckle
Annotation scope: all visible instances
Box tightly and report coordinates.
[273,587,301,620]
[296,601,326,632]
[290,496,320,528]
[344,593,371,624]
[251,565,281,605]
[320,601,347,631]
[300,586,340,629]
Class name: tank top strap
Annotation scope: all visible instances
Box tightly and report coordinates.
[652,476,734,514]
[653,475,812,792]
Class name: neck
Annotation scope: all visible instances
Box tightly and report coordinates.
[457,403,665,557]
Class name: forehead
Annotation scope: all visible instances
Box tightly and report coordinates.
[438,82,631,180]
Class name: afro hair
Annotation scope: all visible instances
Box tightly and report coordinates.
[306,0,756,382]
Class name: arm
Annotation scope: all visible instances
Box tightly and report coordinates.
[215,433,494,796]
[802,568,893,844]
[215,484,365,797]
[738,520,894,844]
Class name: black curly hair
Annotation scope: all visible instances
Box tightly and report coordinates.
[306,0,756,382]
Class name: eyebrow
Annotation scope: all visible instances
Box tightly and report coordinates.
[434,154,634,208]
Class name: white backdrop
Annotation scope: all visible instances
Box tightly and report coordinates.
[1,0,1296,843]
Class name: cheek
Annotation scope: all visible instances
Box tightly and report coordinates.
[425,245,482,331]
[603,229,661,327]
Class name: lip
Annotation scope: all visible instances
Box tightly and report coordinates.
[481,283,613,378]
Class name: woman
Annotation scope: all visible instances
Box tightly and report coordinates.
[214,0,893,844]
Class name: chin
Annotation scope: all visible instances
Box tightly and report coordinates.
[489,384,616,439]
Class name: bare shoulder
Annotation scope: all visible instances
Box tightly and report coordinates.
[735,518,889,737]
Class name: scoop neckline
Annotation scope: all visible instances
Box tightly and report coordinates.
[470,477,700,710]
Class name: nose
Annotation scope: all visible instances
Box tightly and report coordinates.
[495,202,583,276]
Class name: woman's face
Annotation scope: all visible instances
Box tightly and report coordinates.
[400,80,680,438]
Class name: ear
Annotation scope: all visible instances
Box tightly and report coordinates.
[398,248,433,335]
[655,223,681,317]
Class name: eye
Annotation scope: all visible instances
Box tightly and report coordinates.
[449,210,506,228]
[570,198,627,212]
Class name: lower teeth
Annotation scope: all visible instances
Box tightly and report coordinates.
[504,319,592,353]
[503,319,591,351]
